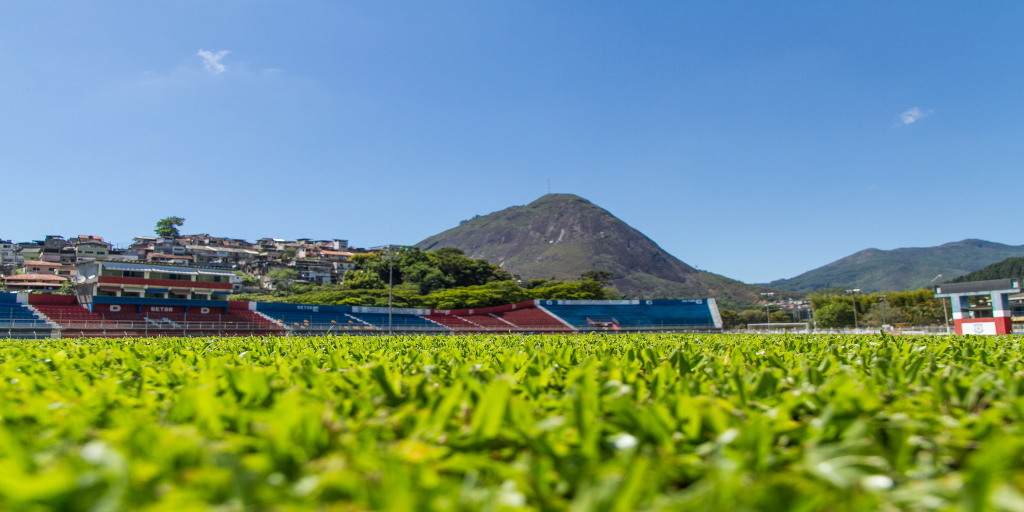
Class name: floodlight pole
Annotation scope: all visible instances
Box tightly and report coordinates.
[879,295,887,328]
[760,292,774,326]
[941,297,950,334]
[846,289,861,329]
[387,249,393,336]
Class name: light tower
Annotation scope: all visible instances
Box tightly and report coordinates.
[760,292,774,325]
[846,289,861,329]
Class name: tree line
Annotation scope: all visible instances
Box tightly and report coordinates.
[718,288,947,330]
[233,247,619,309]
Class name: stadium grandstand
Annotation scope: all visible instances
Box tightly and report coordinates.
[0,293,723,338]
[25,294,283,338]
[0,293,55,339]
[251,303,447,335]
[538,299,722,332]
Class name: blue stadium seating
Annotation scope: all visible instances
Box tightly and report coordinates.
[267,311,370,332]
[539,300,720,330]
[0,293,53,338]
[252,303,448,333]
[347,312,446,331]
[245,300,721,334]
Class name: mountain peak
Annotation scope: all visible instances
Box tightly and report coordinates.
[418,195,776,306]
[528,193,590,205]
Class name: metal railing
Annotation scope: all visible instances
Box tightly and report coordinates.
[2,321,55,339]
[55,320,281,332]
[289,323,452,332]
[40,319,722,337]
[731,325,958,335]
[0,321,53,329]
[745,323,811,333]
[310,323,720,333]
[569,323,720,333]
[1,331,54,340]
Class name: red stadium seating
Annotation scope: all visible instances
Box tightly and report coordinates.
[425,303,570,333]
[458,314,514,329]
[32,303,283,337]
[423,315,476,329]
[498,308,570,331]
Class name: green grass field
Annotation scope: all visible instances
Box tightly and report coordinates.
[2,333,1024,511]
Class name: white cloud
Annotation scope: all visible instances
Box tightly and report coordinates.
[197,49,230,74]
[898,107,933,125]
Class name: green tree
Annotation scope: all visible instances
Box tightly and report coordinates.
[348,247,509,293]
[739,309,766,326]
[54,279,75,296]
[719,309,741,329]
[416,267,452,295]
[580,271,614,286]
[807,288,945,327]
[351,252,400,285]
[529,280,609,300]
[426,248,508,287]
[267,268,299,291]
[861,303,910,327]
[423,281,532,310]
[815,302,855,328]
[234,271,259,286]
[342,270,386,290]
[155,216,185,237]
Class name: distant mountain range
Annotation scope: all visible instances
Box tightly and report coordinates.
[415,195,1023,300]
[764,240,1024,293]
[417,194,783,309]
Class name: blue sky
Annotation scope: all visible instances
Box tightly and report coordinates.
[2,1,1021,283]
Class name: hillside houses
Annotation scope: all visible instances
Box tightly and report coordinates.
[1,233,364,293]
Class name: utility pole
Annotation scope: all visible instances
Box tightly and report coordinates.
[878,295,887,329]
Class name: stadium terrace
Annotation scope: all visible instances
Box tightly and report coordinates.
[0,293,722,339]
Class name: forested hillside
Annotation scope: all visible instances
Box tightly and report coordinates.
[949,256,1024,283]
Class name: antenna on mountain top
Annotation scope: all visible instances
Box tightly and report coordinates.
[547,180,550,194]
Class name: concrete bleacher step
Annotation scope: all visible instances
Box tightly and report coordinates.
[250,310,287,330]
[488,313,519,328]
[421,316,450,329]
[453,315,483,328]
[344,314,374,328]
